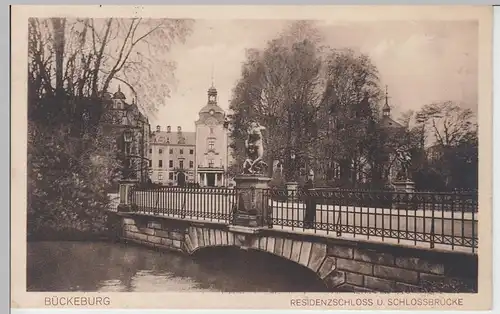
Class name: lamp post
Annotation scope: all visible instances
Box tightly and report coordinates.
[223,115,230,187]
[285,148,299,197]
[123,129,133,179]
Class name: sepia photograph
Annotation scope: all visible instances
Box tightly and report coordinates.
[11,4,493,310]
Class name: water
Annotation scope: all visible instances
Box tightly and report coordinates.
[27,241,328,292]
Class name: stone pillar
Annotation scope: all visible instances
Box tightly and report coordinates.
[118,179,138,212]
[232,175,272,228]
[221,173,225,187]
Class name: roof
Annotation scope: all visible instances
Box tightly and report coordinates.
[151,131,195,146]
[380,116,404,129]
[112,85,126,100]
[113,91,126,100]
[199,103,225,115]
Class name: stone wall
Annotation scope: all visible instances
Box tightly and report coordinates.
[318,237,477,292]
[116,212,477,293]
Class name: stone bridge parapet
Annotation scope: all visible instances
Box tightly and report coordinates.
[114,212,477,293]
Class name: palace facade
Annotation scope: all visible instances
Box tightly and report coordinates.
[149,84,233,187]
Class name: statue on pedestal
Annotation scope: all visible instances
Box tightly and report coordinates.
[242,122,268,175]
[231,121,272,228]
[395,145,412,180]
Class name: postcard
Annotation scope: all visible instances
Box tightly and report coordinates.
[11,4,493,310]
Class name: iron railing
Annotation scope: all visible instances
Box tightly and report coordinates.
[129,186,236,223]
[126,186,478,253]
[263,188,478,252]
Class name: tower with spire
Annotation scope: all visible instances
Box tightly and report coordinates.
[194,75,229,187]
[380,85,403,129]
[382,85,391,117]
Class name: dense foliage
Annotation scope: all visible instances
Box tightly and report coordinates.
[27,18,192,240]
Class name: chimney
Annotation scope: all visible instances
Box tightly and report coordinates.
[156,125,161,132]
[177,126,182,133]
[167,125,171,133]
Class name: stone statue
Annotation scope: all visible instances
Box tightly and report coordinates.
[395,145,412,180]
[242,122,268,175]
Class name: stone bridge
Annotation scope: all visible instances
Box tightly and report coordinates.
[110,211,477,293]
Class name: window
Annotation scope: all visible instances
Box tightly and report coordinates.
[149,148,152,153]
[179,160,184,169]
[189,161,194,168]
[158,160,163,168]
[169,160,173,168]
[208,159,214,168]
[169,173,173,180]
[208,139,215,151]
[148,160,152,167]
[158,172,163,180]
[159,149,163,154]
[189,149,194,155]
[210,127,214,134]
[169,149,173,154]
[180,149,184,155]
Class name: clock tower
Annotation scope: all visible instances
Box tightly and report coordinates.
[194,84,229,187]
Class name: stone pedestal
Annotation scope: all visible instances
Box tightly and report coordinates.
[285,181,299,199]
[233,175,272,227]
[392,179,416,210]
[118,179,138,212]
[392,179,416,193]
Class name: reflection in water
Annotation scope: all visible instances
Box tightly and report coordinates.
[27,241,328,292]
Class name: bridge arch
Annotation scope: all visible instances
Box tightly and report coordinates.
[190,245,330,290]
[184,226,339,288]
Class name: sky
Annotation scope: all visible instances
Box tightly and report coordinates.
[120,19,478,132]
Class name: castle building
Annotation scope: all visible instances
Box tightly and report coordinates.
[379,86,406,182]
[102,86,151,184]
[148,125,196,186]
[316,85,406,188]
[148,83,233,187]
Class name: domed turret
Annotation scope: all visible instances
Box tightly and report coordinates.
[112,85,126,100]
[198,84,225,116]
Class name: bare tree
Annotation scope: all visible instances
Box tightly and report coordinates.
[29,17,193,117]
[417,101,476,147]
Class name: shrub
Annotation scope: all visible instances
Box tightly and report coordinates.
[27,121,121,240]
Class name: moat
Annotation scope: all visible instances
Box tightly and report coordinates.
[27,241,328,292]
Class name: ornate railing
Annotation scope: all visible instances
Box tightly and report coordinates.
[125,186,478,253]
[263,188,478,253]
[128,186,236,223]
